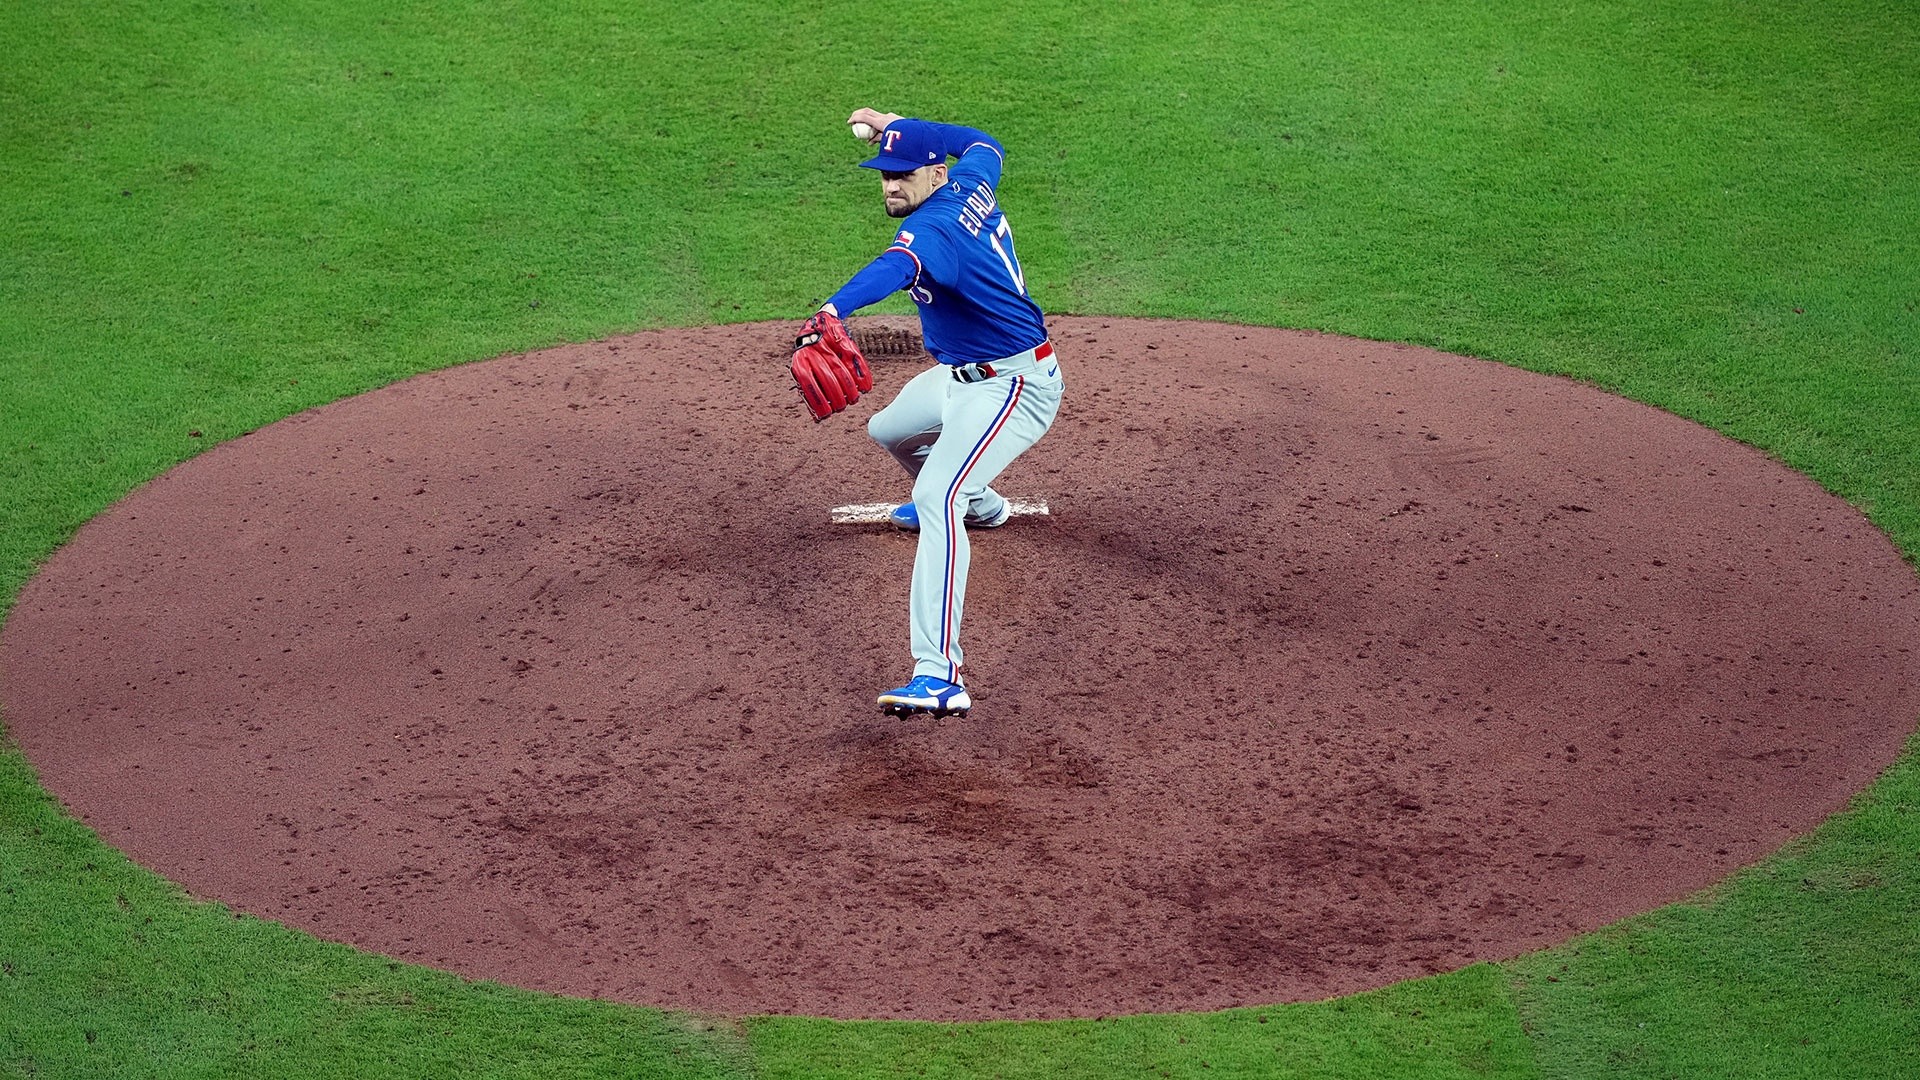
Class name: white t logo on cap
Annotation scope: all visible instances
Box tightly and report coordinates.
[883,129,902,152]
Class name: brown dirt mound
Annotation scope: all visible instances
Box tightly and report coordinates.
[4,317,1918,1021]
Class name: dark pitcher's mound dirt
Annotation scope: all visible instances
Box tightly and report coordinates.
[5,318,1919,1021]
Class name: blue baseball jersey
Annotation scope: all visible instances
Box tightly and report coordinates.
[825,122,1049,366]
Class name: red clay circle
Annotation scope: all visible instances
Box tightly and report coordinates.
[5,318,1918,1021]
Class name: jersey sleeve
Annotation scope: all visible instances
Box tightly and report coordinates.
[822,248,919,315]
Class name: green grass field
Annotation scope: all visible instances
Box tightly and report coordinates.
[4,0,1917,1076]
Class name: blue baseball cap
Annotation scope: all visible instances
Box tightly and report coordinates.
[859,120,944,172]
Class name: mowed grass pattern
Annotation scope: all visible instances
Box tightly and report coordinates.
[2,1,1917,1076]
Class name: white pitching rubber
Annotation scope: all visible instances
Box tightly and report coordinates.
[831,499,1051,525]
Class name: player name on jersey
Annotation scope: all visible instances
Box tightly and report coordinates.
[955,181,998,238]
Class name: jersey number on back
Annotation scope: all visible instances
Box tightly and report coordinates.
[988,218,1027,296]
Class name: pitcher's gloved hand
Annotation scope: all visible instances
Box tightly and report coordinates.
[790,311,873,421]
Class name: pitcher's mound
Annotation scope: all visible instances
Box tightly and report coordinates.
[5,318,1918,1020]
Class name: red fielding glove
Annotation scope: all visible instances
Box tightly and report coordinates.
[792,340,857,420]
[790,311,872,421]
[808,311,873,393]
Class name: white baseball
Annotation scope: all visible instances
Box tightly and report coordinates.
[851,121,875,141]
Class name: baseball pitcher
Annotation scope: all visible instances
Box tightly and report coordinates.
[789,109,1064,719]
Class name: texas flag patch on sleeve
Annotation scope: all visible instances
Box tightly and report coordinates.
[894,230,915,247]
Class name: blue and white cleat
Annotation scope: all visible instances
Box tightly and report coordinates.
[877,675,973,718]
[887,498,1011,533]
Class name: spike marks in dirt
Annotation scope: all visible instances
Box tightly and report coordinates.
[851,325,927,360]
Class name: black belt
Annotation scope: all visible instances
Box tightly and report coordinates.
[950,340,1055,383]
